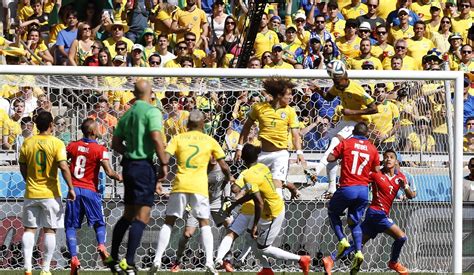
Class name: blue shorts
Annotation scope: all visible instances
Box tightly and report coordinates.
[122,159,157,206]
[328,185,369,225]
[361,208,394,239]
[65,187,105,228]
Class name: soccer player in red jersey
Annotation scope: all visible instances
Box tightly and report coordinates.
[65,118,122,274]
[325,122,380,273]
[324,149,416,275]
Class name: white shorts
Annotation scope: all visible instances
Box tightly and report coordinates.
[327,120,358,140]
[166,193,210,220]
[258,150,289,181]
[22,198,64,229]
[2,0,16,8]
[257,210,285,247]
[229,213,254,236]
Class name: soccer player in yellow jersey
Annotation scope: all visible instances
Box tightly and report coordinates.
[150,110,234,275]
[235,78,304,199]
[224,144,311,275]
[309,67,377,196]
[19,111,75,275]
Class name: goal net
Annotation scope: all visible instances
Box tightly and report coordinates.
[0,67,464,273]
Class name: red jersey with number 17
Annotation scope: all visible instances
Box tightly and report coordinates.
[67,139,109,192]
[370,171,408,215]
[331,136,380,187]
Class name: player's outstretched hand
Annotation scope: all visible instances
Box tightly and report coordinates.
[67,188,76,201]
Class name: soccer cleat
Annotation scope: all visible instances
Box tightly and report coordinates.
[97,244,109,263]
[148,263,160,275]
[39,272,52,275]
[170,261,181,273]
[205,263,219,275]
[222,259,234,272]
[322,256,334,275]
[350,251,364,275]
[123,265,138,275]
[388,261,409,275]
[257,267,275,275]
[104,256,124,275]
[336,238,351,259]
[299,255,311,275]
[70,256,81,275]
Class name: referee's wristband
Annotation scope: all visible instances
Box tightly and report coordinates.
[236,144,244,151]
[296,150,304,155]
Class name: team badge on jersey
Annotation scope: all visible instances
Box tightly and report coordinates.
[281,112,286,119]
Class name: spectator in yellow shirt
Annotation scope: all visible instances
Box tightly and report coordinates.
[171,0,209,48]
[336,19,362,59]
[388,8,414,43]
[451,0,472,40]
[264,44,294,69]
[341,0,368,19]
[459,44,474,72]
[407,21,435,69]
[253,13,279,58]
[446,32,463,70]
[372,24,395,61]
[103,18,133,58]
[326,2,346,39]
[383,39,418,70]
[346,38,383,70]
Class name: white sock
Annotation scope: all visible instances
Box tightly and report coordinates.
[154,224,172,267]
[22,231,35,271]
[216,235,234,263]
[43,233,56,272]
[327,162,338,193]
[200,225,214,266]
[261,246,300,261]
[236,233,253,263]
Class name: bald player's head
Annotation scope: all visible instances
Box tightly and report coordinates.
[133,78,152,101]
[187,109,205,131]
[81,118,98,138]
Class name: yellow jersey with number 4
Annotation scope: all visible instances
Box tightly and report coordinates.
[248,102,299,149]
[236,163,284,220]
[19,135,67,199]
[166,130,225,197]
[328,81,375,123]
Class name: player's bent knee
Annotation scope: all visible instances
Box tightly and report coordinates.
[396,236,407,244]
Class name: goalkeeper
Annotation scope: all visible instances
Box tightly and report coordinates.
[323,149,416,275]
[169,156,234,273]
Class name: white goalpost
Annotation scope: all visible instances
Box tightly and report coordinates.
[0,65,465,273]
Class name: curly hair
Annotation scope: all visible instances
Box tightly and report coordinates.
[263,78,296,99]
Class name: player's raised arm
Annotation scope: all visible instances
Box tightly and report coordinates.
[217,158,235,183]
[399,178,417,199]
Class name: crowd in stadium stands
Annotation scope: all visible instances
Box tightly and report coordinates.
[0,0,473,160]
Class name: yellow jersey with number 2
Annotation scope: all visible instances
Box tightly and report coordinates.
[166,130,225,197]
[248,102,299,149]
[237,163,284,220]
[19,135,67,199]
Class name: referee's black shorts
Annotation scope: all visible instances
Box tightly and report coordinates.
[122,159,157,206]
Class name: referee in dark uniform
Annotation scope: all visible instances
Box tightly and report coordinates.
[106,79,168,275]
